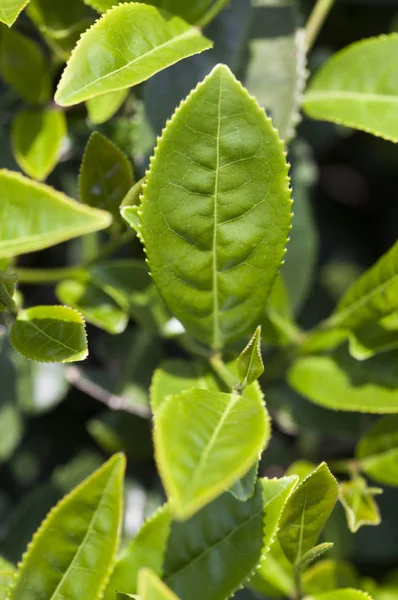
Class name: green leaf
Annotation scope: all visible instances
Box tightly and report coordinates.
[245,0,307,142]
[348,312,398,360]
[103,505,171,600]
[154,388,268,518]
[55,3,213,106]
[140,64,292,350]
[303,560,359,595]
[11,108,67,181]
[0,26,50,104]
[83,0,214,25]
[138,569,179,600]
[79,132,133,218]
[339,477,382,533]
[121,206,141,234]
[298,543,334,573]
[303,33,398,142]
[0,170,112,259]
[288,348,398,414]
[8,454,125,600]
[304,591,373,600]
[56,279,128,335]
[163,482,265,600]
[326,241,398,331]
[237,326,264,388]
[356,415,398,486]
[87,89,129,124]
[0,570,15,598]
[0,403,23,462]
[229,463,258,502]
[0,0,30,26]
[261,274,300,346]
[0,270,17,311]
[286,460,317,483]
[10,305,88,363]
[278,463,338,565]
[250,538,294,598]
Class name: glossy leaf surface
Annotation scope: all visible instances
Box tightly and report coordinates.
[356,415,398,486]
[9,454,125,600]
[278,463,338,565]
[140,64,292,349]
[139,569,179,600]
[55,3,213,106]
[0,170,112,259]
[80,132,133,218]
[339,477,382,533]
[154,388,267,518]
[163,483,264,600]
[10,306,88,363]
[304,34,398,142]
[237,326,264,387]
[0,0,30,25]
[87,89,129,124]
[11,108,67,181]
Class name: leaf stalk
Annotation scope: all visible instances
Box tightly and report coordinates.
[305,0,335,51]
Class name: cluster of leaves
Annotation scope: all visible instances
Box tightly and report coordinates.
[1,0,398,599]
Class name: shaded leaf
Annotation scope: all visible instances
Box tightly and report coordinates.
[339,477,382,533]
[303,33,398,142]
[8,454,125,600]
[83,0,214,25]
[278,463,338,565]
[121,206,141,234]
[250,538,294,598]
[80,132,133,218]
[140,64,292,350]
[154,388,268,518]
[237,326,264,388]
[55,3,213,106]
[0,170,112,259]
[356,415,398,486]
[349,312,398,360]
[139,569,179,600]
[0,0,30,25]
[303,560,359,595]
[87,89,129,124]
[0,27,50,104]
[0,271,17,311]
[11,108,67,181]
[10,305,88,363]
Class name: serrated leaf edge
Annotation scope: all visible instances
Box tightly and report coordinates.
[0,0,31,27]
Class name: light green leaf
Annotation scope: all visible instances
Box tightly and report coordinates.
[0,558,15,573]
[0,27,50,104]
[120,179,145,209]
[250,538,294,598]
[83,0,214,25]
[303,33,398,142]
[298,543,334,573]
[11,108,67,181]
[8,454,125,600]
[103,505,171,600]
[80,132,133,218]
[121,206,141,234]
[140,64,292,350]
[303,560,359,595]
[10,305,88,363]
[0,271,17,311]
[339,477,382,533]
[0,570,15,598]
[286,460,317,483]
[55,3,213,106]
[0,0,30,26]
[288,348,398,413]
[245,0,307,141]
[356,415,398,486]
[154,388,268,518]
[163,483,265,600]
[261,275,300,346]
[326,241,398,331]
[138,569,179,600]
[278,463,338,565]
[237,326,264,388]
[56,279,128,335]
[349,312,398,360]
[304,590,373,600]
[0,170,112,259]
[87,89,129,124]
[229,463,258,502]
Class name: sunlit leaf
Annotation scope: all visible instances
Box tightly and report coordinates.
[55,3,213,106]
[0,170,112,259]
[303,33,398,142]
[303,560,359,595]
[83,0,214,25]
[356,415,398,486]
[304,590,374,600]
[140,64,292,349]
[339,477,382,533]
[0,0,30,26]
[237,326,264,388]
[87,89,129,124]
[10,305,88,363]
[349,312,398,360]
[138,569,179,600]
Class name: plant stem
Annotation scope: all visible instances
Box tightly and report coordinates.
[305,0,335,51]
[209,353,238,391]
[197,0,230,28]
[294,567,303,600]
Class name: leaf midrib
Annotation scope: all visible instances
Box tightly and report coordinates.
[24,318,80,355]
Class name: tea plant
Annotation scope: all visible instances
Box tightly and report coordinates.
[0,0,398,599]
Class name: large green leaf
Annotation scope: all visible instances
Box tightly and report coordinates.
[0,26,50,104]
[325,241,398,332]
[356,415,398,486]
[55,3,213,106]
[250,538,294,598]
[8,454,125,600]
[140,64,292,350]
[154,388,268,518]
[288,348,398,414]
[303,34,398,142]
[83,0,213,24]
[339,477,382,533]
[0,0,30,26]
[303,560,359,595]
[138,569,179,600]
[245,0,307,142]
[87,89,129,125]
[0,170,112,258]
[304,591,373,600]
[10,305,88,363]
[103,505,171,600]
[11,108,67,181]
[278,463,338,565]
[349,312,398,360]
